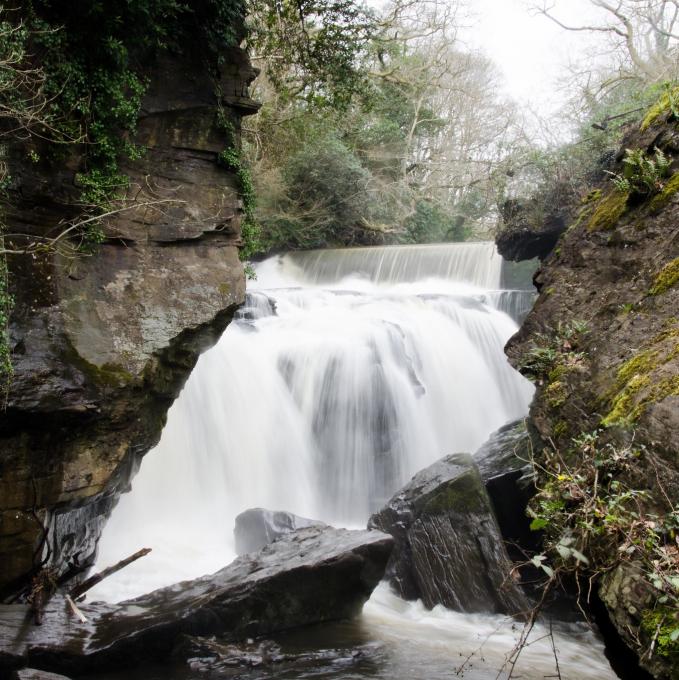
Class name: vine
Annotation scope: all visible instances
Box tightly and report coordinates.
[0,230,13,405]
[216,108,262,267]
[18,0,247,244]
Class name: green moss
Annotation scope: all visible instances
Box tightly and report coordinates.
[617,349,661,385]
[652,322,679,345]
[603,330,679,427]
[583,189,602,205]
[218,282,231,295]
[545,380,567,409]
[553,420,568,439]
[61,339,133,389]
[649,172,679,212]
[641,607,679,661]
[422,470,485,515]
[641,85,679,131]
[570,190,602,231]
[587,190,629,232]
[602,374,651,427]
[650,257,679,295]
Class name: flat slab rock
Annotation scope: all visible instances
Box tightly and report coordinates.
[0,526,393,675]
[369,452,529,616]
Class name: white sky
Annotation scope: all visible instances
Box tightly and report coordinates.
[463,0,613,116]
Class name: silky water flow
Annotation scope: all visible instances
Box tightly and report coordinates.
[90,243,617,680]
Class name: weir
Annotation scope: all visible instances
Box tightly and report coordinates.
[89,243,614,680]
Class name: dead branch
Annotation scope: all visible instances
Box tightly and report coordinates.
[70,548,151,600]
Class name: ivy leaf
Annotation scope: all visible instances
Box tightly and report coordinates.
[530,517,549,531]
[541,564,554,579]
[570,549,590,565]
[531,554,547,568]
[670,628,679,642]
[556,544,572,560]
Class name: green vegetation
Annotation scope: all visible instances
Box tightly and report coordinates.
[608,147,671,197]
[602,324,679,427]
[641,83,679,131]
[587,190,629,231]
[650,257,679,296]
[649,172,679,212]
[518,320,589,384]
[526,431,679,662]
[245,1,523,253]
[0,230,12,403]
[641,607,679,662]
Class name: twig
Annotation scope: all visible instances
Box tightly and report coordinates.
[65,594,88,623]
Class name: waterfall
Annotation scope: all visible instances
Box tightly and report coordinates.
[92,243,535,601]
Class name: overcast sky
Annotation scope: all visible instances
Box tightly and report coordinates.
[463,0,613,116]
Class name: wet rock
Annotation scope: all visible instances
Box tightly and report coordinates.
[475,419,537,558]
[368,453,529,615]
[234,508,327,555]
[0,525,393,675]
[175,635,382,677]
[497,198,568,262]
[12,670,73,680]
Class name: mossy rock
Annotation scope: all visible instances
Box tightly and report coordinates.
[587,190,629,232]
[602,323,679,426]
[640,606,679,666]
[641,85,679,131]
[649,172,679,213]
[650,257,679,296]
[421,467,486,515]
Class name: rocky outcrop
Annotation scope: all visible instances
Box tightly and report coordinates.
[499,108,679,678]
[234,508,327,555]
[0,525,393,675]
[475,419,537,559]
[0,47,259,596]
[368,453,529,615]
[497,197,570,262]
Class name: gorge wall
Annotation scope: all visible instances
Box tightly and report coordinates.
[499,104,679,678]
[0,43,258,595]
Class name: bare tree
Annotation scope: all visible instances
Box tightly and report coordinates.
[536,0,679,83]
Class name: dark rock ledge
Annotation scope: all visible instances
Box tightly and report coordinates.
[0,526,393,676]
[369,452,529,616]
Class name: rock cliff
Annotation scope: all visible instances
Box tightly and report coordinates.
[498,104,679,678]
[0,46,258,596]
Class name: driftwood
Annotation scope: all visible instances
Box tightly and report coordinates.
[69,548,151,601]
[65,595,88,623]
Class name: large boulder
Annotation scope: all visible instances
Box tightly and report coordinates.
[0,526,393,675]
[368,453,529,615]
[234,508,327,555]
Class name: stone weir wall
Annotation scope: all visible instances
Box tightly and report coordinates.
[0,47,259,596]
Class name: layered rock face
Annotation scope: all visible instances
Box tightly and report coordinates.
[500,112,679,678]
[368,453,529,615]
[0,48,258,595]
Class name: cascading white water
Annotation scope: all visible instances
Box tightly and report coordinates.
[90,243,614,680]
